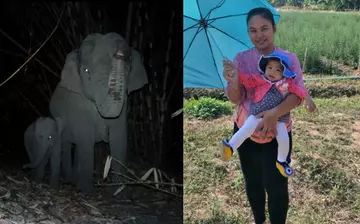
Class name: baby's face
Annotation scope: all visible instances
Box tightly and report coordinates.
[264,60,284,82]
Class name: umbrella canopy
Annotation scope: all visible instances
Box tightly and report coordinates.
[184,0,280,88]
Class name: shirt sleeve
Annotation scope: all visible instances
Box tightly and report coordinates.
[288,53,307,105]
[238,71,265,89]
[287,80,308,100]
[290,54,306,90]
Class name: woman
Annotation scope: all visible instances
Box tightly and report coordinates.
[223,7,316,224]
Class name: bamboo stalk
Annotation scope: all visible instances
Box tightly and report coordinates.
[39,65,53,98]
[125,2,133,43]
[86,5,97,33]
[20,93,42,117]
[159,9,175,164]
[47,3,76,53]
[65,3,78,48]
[132,4,140,48]
[165,6,181,105]
[0,29,59,78]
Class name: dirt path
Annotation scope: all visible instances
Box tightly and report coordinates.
[352,121,360,147]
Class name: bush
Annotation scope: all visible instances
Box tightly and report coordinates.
[184,97,234,119]
[183,88,228,101]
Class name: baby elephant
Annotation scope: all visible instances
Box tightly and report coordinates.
[23,116,65,188]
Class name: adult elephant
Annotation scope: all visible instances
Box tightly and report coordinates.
[49,32,148,193]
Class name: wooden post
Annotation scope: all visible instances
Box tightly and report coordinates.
[302,46,308,73]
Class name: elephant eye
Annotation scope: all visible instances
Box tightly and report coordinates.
[48,135,52,139]
[84,68,91,80]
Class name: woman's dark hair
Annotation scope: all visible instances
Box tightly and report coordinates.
[246,7,275,26]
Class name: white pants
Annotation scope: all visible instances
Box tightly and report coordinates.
[229,115,289,162]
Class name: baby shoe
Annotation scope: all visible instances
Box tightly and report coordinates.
[219,139,234,161]
[276,160,293,177]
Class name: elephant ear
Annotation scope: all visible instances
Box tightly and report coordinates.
[128,48,148,94]
[54,117,64,136]
[58,50,83,95]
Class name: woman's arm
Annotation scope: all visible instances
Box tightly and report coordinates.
[290,54,306,105]
[272,94,301,117]
[254,94,300,138]
[224,54,247,105]
[273,78,308,118]
[225,79,244,104]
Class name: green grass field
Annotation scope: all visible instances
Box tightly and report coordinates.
[184,95,360,224]
[275,11,360,74]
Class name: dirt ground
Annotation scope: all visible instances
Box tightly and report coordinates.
[184,95,360,223]
[0,161,183,224]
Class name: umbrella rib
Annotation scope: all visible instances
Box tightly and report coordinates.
[208,24,252,49]
[203,0,226,21]
[209,12,280,22]
[207,13,248,22]
[196,0,204,20]
[183,25,204,60]
[184,23,200,32]
[184,15,199,22]
[203,28,225,88]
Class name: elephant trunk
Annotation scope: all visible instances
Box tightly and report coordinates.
[97,53,126,118]
[23,141,51,169]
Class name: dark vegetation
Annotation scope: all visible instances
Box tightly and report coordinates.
[0,2,182,184]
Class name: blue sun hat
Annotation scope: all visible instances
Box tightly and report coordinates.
[258,52,296,78]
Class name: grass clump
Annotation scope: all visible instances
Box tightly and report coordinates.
[184,97,234,119]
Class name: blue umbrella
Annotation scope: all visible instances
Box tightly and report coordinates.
[183,0,280,88]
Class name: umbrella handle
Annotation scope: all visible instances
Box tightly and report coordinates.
[223,56,231,62]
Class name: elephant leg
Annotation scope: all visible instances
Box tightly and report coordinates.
[72,144,78,185]
[61,141,73,184]
[32,158,47,183]
[74,134,95,193]
[49,142,61,189]
[109,108,127,180]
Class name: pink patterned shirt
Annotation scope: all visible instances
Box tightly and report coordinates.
[225,46,306,144]
[238,71,308,103]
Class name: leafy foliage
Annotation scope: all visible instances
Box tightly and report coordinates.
[269,0,360,10]
[0,2,183,171]
[184,97,234,119]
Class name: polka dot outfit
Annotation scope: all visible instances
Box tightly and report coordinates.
[250,85,290,123]
[238,71,308,124]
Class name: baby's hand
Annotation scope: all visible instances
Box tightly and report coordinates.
[305,95,316,113]
[222,57,236,83]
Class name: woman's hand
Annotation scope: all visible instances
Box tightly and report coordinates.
[222,57,237,84]
[305,95,317,113]
[255,108,279,139]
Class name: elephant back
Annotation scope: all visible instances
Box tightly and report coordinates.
[24,120,36,153]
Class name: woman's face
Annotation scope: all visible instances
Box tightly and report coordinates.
[247,15,275,52]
